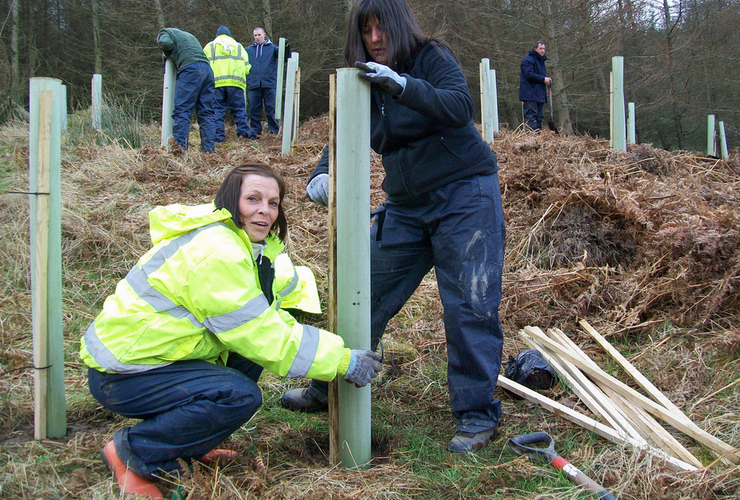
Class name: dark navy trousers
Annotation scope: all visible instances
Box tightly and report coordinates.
[313,173,505,433]
[172,61,217,152]
[89,354,262,480]
[213,86,252,141]
[522,100,545,131]
[247,86,279,136]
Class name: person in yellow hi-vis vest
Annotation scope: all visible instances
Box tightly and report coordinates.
[204,25,254,141]
[81,163,382,499]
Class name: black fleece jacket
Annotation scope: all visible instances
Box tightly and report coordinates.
[309,42,497,203]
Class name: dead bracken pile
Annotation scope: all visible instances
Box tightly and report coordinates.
[1,115,739,499]
[496,129,740,334]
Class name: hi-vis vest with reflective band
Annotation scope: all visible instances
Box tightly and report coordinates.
[204,35,251,90]
[80,202,349,380]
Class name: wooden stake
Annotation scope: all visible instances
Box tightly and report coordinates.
[518,329,641,443]
[549,328,703,468]
[33,90,53,440]
[498,375,697,472]
[328,73,339,465]
[579,320,694,427]
[523,326,740,463]
[545,328,645,443]
[608,389,703,468]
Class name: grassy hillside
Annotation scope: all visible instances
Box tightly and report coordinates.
[1,111,739,499]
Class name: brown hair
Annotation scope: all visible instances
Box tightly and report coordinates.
[215,163,288,241]
[343,0,455,71]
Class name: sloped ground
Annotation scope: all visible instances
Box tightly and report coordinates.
[0,115,739,499]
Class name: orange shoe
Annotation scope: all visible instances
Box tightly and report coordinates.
[200,448,238,463]
[102,440,163,499]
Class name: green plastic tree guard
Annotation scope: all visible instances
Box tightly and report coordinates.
[29,77,66,439]
[335,67,372,469]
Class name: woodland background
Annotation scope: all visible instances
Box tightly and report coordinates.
[1,0,739,153]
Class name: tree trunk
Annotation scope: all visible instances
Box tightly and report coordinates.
[11,0,20,106]
[92,0,103,74]
[663,0,685,150]
[153,0,165,30]
[261,0,273,37]
[544,0,573,135]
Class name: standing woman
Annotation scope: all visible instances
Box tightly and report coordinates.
[81,164,381,499]
[282,0,506,454]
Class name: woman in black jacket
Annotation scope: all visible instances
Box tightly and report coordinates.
[282,0,505,454]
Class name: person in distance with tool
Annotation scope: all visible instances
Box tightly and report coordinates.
[519,40,552,132]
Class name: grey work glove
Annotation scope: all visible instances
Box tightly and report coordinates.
[355,61,407,97]
[343,349,383,387]
[306,173,329,206]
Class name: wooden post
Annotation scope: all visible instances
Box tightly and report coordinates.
[328,74,340,465]
[707,115,716,156]
[281,54,298,156]
[627,102,636,144]
[333,67,372,468]
[609,72,613,148]
[276,38,287,122]
[161,59,176,147]
[29,77,66,439]
[60,85,68,132]
[611,57,626,151]
[91,73,102,130]
[719,121,729,159]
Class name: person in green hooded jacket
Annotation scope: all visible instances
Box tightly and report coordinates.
[82,163,382,499]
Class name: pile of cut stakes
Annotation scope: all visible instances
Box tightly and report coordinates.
[498,320,740,472]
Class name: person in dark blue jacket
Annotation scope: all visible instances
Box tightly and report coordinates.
[519,41,552,131]
[245,28,290,136]
[280,0,506,455]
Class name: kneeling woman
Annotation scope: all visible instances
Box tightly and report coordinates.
[81,163,381,499]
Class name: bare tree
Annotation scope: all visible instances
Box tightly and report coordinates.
[92,0,102,74]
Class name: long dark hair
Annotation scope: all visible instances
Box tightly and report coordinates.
[344,0,429,70]
[214,163,288,241]
[344,0,456,71]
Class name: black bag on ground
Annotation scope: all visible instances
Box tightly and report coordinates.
[503,349,556,399]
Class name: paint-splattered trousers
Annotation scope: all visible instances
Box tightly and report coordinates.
[314,172,505,433]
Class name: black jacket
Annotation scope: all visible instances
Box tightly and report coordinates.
[310,43,497,203]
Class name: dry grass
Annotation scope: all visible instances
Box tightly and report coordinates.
[0,115,739,499]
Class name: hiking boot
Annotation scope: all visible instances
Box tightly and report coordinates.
[279,387,328,413]
[447,427,497,454]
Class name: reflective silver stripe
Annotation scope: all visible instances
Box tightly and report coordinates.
[286,325,320,378]
[126,266,202,327]
[125,223,226,328]
[214,74,247,85]
[277,268,300,299]
[84,321,170,374]
[203,295,270,333]
[211,54,246,61]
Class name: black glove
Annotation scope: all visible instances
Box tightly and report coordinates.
[355,61,407,97]
[343,349,383,387]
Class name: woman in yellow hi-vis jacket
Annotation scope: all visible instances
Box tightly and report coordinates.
[81,163,382,499]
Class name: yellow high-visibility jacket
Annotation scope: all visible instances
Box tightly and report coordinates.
[80,202,350,380]
[203,34,251,90]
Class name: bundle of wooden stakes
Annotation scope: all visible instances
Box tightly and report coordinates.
[498,320,740,472]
